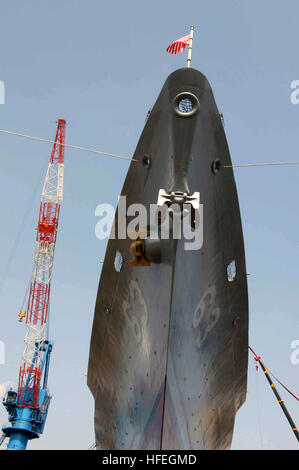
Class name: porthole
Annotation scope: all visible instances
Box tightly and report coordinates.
[173,92,199,117]
[178,97,193,113]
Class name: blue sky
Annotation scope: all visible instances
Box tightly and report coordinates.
[0,0,298,450]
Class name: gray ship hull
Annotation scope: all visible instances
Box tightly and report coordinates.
[87,68,248,450]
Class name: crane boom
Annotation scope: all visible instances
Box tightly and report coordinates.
[2,119,66,450]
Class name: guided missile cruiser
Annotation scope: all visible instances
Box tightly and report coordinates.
[88,67,248,450]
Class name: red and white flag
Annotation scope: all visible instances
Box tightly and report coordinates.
[166,34,190,55]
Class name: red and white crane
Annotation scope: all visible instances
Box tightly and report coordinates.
[2,119,66,450]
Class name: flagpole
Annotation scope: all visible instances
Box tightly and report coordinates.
[187,25,194,68]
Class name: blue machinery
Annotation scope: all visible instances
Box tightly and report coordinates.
[2,341,53,450]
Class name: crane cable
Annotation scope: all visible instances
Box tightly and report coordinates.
[0,155,48,297]
[19,280,30,314]
[1,128,299,167]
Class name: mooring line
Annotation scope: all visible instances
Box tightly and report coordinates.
[225,161,299,168]
[1,128,299,168]
[0,129,138,163]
